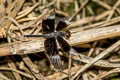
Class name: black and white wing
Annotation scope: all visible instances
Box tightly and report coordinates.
[44,37,62,69]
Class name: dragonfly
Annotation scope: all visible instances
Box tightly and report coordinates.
[24,13,71,70]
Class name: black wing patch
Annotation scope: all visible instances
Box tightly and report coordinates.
[44,38,62,69]
[42,19,55,34]
[55,13,65,18]
[56,21,68,31]
[57,36,71,52]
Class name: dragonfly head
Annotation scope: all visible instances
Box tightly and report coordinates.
[65,30,71,40]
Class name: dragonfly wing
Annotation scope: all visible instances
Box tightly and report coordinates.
[42,19,55,34]
[44,38,62,69]
[57,36,71,52]
[56,21,68,31]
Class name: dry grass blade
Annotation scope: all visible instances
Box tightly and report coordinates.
[0,72,11,80]
[0,67,32,78]
[21,55,47,80]
[72,40,120,79]
[0,0,120,79]
[69,0,90,21]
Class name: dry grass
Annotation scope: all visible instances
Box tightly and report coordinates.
[0,0,120,80]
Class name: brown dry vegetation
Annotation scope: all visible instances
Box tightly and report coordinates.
[0,0,120,80]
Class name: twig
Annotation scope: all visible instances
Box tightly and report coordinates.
[0,67,32,78]
[95,68,120,79]
[7,57,22,80]
[16,2,40,19]
[0,72,11,80]
[68,52,72,80]
[72,40,120,79]
[107,0,120,20]
[68,0,90,21]
[21,55,47,80]
[4,0,25,29]
[7,16,24,35]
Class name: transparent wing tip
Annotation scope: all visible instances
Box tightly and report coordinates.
[50,54,62,70]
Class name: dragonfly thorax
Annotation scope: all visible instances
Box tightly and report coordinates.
[45,31,66,38]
